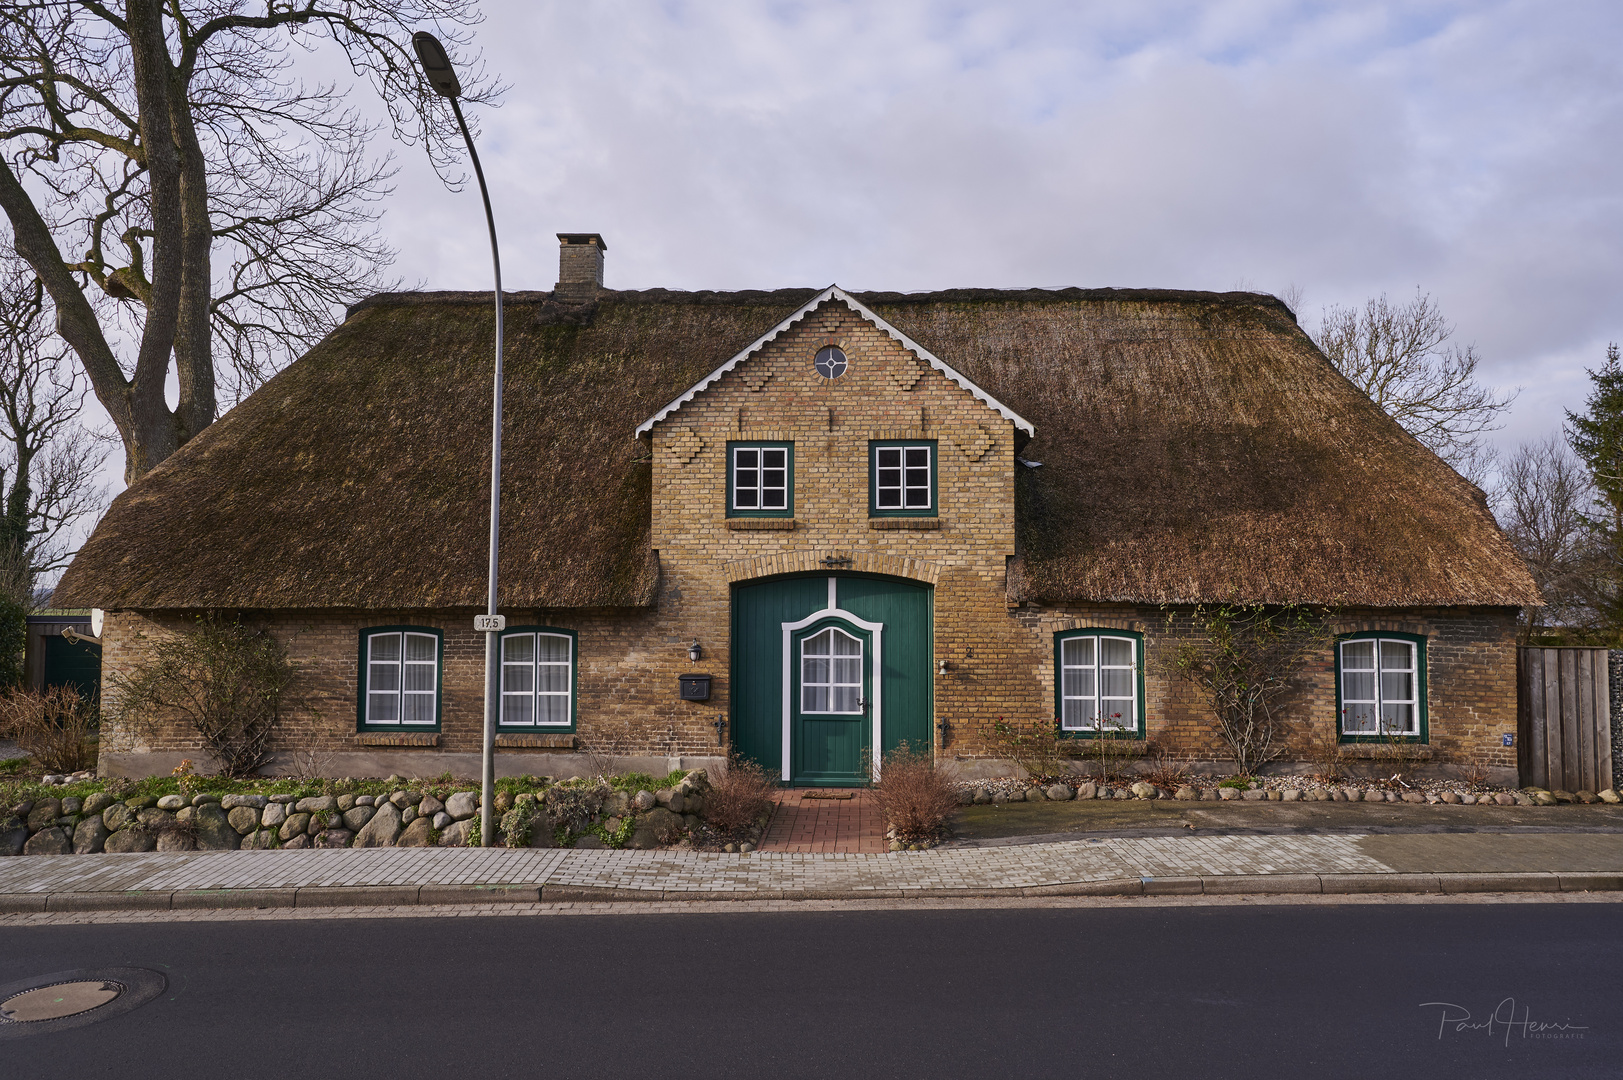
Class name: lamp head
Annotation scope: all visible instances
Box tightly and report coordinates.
[412,32,462,98]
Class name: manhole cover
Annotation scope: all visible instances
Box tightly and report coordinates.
[1,981,123,1021]
[0,968,165,1038]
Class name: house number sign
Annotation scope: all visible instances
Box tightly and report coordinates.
[474,615,506,632]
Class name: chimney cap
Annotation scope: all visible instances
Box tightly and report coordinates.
[556,233,607,251]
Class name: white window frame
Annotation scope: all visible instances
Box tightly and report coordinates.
[364,630,439,727]
[499,630,575,727]
[1338,637,1420,737]
[731,445,790,513]
[800,626,864,715]
[874,444,933,512]
[1058,632,1138,732]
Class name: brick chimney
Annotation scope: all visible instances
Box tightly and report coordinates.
[555,233,606,299]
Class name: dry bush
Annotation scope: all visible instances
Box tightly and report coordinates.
[987,716,1076,779]
[110,616,293,778]
[0,685,98,772]
[701,756,776,838]
[1457,762,1491,790]
[1307,725,1348,783]
[874,742,959,843]
[1140,740,1189,789]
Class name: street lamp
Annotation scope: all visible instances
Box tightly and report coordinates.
[413,31,504,847]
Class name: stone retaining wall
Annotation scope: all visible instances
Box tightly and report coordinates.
[1,772,712,857]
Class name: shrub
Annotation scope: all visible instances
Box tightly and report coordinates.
[0,685,98,772]
[873,742,959,843]
[0,590,24,689]
[1140,740,1189,789]
[701,756,776,838]
[987,716,1077,779]
[110,616,293,778]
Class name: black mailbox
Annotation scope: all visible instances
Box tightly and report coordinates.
[679,673,712,701]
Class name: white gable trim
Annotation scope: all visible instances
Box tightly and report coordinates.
[633,285,1035,438]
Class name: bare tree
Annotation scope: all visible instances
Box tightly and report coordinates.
[1494,436,1600,638]
[1315,290,1516,480]
[0,239,107,600]
[1169,605,1331,777]
[0,1,496,483]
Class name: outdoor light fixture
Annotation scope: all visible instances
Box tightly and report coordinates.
[414,30,504,847]
[689,640,702,663]
[938,659,949,676]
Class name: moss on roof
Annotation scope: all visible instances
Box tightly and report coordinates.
[55,286,1537,611]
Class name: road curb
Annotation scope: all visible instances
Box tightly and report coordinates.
[2,871,1620,913]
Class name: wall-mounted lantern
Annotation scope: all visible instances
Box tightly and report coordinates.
[688,639,702,663]
[937,659,950,675]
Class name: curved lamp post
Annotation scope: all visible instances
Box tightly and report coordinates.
[413,31,503,846]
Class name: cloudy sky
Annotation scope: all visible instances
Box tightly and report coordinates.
[373,0,1619,454]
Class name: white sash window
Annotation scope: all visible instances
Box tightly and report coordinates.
[365,630,439,726]
[801,627,863,714]
[1059,633,1138,732]
[1339,638,1419,736]
[732,446,790,512]
[501,631,574,726]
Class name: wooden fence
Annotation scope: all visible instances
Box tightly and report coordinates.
[1518,647,1614,793]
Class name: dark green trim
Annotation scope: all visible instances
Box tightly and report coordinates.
[868,439,938,517]
[1335,631,1429,744]
[1052,628,1146,738]
[357,625,444,731]
[726,441,794,518]
[496,625,579,731]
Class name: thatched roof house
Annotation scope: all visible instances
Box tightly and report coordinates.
[59,237,1535,784]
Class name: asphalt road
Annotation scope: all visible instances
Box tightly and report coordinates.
[2,902,1618,1079]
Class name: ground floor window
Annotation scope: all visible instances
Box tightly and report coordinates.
[1055,629,1143,735]
[500,627,576,727]
[1337,632,1427,740]
[360,627,441,728]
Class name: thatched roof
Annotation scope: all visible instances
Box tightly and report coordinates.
[54,286,1538,611]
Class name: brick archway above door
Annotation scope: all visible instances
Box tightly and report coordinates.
[723,551,943,586]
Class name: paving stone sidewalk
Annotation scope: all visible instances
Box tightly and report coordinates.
[2,832,1621,912]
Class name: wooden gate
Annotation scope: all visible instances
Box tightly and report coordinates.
[1518,647,1614,792]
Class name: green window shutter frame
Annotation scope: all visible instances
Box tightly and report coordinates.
[357,625,445,732]
[868,439,938,517]
[726,441,794,518]
[1052,628,1146,738]
[1335,630,1428,744]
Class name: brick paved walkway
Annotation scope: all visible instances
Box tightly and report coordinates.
[760,789,886,853]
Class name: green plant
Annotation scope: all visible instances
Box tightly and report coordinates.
[0,685,99,772]
[1169,604,1331,776]
[590,812,637,849]
[1218,775,1254,789]
[500,797,541,849]
[110,615,294,778]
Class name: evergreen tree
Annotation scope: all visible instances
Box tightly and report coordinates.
[1564,342,1623,635]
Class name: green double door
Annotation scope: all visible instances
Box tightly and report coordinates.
[731,573,932,786]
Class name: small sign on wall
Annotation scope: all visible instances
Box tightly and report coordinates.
[1503,733,1515,747]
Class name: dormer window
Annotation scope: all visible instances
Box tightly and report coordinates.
[728,442,793,517]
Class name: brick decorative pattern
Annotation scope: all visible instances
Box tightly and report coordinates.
[95,298,1525,778]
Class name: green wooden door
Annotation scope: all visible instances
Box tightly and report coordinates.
[790,618,871,785]
[731,573,932,784]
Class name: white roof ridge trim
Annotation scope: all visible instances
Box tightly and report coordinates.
[633,285,1035,438]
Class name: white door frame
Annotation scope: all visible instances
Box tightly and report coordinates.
[781,576,884,783]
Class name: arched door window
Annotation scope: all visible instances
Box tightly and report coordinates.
[801,627,864,714]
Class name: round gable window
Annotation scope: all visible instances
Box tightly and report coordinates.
[814,346,847,379]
